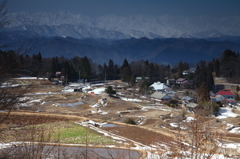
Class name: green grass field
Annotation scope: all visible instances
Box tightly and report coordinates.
[1,121,115,145]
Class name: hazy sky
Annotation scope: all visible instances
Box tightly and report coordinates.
[8,0,240,18]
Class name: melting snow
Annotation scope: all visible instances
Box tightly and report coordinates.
[183,116,196,122]
[88,87,105,94]
[229,127,240,133]
[120,97,142,102]
[216,108,238,119]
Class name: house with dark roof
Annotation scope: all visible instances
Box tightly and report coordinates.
[182,68,196,75]
[176,78,192,88]
[176,78,186,84]
[150,92,172,104]
[166,79,176,86]
[135,77,150,83]
[182,96,194,103]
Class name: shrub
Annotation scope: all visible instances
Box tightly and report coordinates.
[168,99,179,107]
[105,86,116,95]
[125,118,136,125]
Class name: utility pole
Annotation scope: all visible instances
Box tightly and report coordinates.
[105,69,106,87]
[79,70,80,83]
[66,74,68,85]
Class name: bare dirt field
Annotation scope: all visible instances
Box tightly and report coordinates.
[2,79,240,157]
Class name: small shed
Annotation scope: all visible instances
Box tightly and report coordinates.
[135,77,150,83]
[185,103,198,112]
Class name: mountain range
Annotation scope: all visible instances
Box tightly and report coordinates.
[1,11,240,64]
[2,31,240,65]
[5,11,240,39]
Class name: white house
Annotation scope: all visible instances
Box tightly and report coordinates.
[150,82,169,92]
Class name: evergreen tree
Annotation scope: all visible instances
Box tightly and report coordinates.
[97,64,104,80]
[206,65,214,91]
[121,58,131,82]
[197,82,210,102]
[214,59,220,77]
[80,56,91,81]
[113,64,120,80]
[178,61,184,78]
[105,86,116,95]
[108,59,114,80]
[50,57,61,78]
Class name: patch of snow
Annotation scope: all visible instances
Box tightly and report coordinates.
[99,111,108,115]
[216,108,238,119]
[183,116,196,122]
[170,123,178,127]
[14,77,48,80]
[62,88,74,93]
[120,97,142,102]
[88,87,105,94]
[225,123,235,130]
[28,99,42,103]
[40,101,46,105]
[229,127,240,133]
[91,103,99,107]
[116,92,124,95]
[1,83,20,88]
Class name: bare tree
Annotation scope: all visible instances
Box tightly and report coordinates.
[0,0,12,28]
[0,0,32,123]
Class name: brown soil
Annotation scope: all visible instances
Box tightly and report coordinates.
[129,109,170,118]
[0,112,87,128]
[101,123,177,146]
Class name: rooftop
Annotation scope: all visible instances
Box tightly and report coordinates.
[216,89,235,96]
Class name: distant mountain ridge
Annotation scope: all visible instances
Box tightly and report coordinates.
[4,11,240,39]
[1,31,240,65]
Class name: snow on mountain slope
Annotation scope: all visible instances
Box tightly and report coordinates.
[5,11,240,39]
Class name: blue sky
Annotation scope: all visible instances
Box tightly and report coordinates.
[8,0,240,17]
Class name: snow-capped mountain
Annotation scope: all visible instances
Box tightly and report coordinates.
[5,11,240,39]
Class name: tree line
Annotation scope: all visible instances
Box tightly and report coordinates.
[0,49,239,89]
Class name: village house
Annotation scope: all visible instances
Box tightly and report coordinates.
[182,96,194,103]
[176,78,186,84]
[182,70,190,75]
[216,89,236,105]
[210,94,225,102]
[135,77,150,83]
[150,92,172,104]
[166,79,176,86]
[185,102,198,112]
[150,82,169,92]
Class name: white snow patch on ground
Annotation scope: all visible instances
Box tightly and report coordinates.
[91,103,99,107]
[1,83,20,88]
[88,87,105,94]
[120,97,142,102]
[62,86,74,93]
[224,122,235,130]
[216,108,239,119]
[183,116,196,122]
[141,106,171,111]
[28,99,42,103]
[116,92,124,96]
[170,123,178,127]
[14,77,48,80]
[229,127,240,133]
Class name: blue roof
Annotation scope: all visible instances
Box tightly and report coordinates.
[182,96,193,101]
